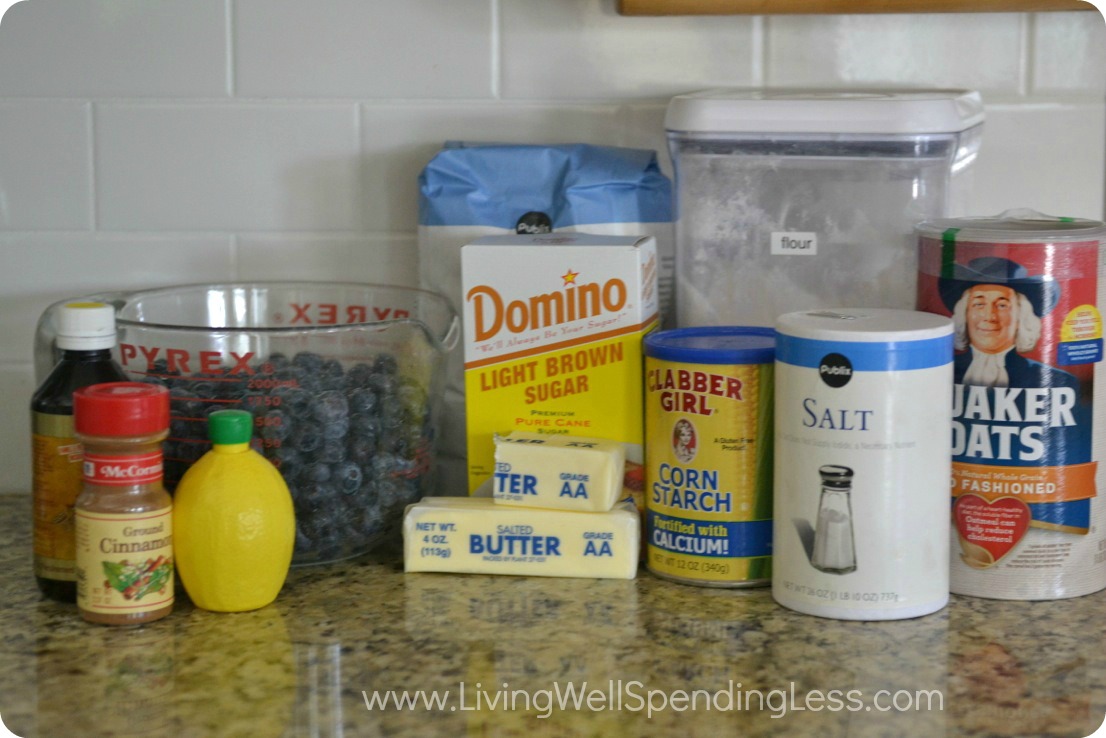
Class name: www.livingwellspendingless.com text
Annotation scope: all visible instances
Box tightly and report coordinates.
[362,680,944,720]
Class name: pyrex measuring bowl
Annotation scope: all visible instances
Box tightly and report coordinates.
[37,282,459,565]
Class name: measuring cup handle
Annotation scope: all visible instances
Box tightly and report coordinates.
[440,314,461,352]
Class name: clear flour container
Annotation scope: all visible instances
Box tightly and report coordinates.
[666,89,984,328]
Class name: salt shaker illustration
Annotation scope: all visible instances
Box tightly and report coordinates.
[811,465,856,574]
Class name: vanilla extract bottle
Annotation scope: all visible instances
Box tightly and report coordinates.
[32,302,129,602]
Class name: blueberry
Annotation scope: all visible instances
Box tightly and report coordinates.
[372,453,401,480]
[215,376,248,399]
[190,380,217,399]
[269,446,303,480]
[319,438,347,464]
[331,461,363,495]
[290,419,324,454]
[292,351,325,374]
[345,363,374,389]
[384,434,410,456]
[348,434,377,465]
[171,389,204,418]
[375,478,407,508]
[298,463,331,486]
[238,390,268,417]
[169,417,193,439]
[360,506,386,536]
[347,388,378,416]
[350,412,381,438]
[321,358,344,379]
[261,409,291,442]
[373,353,398,375]
[272,386,312,418]
[313,391,349,423]
[380,400,407,431]
[294,528,314,552]
[273,365,312,390]
[368,373,398,398]
[178,441,208,464]
[294,481,332,515]
[322,416,349,441]
[298,504,338,541]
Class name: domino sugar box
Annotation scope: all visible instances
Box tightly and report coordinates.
[461,234,659,500]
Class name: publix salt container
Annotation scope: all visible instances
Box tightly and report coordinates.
[644,327,775,587]
[773,309,953,620]
[917,211,1106,600]
[666,89,983,328]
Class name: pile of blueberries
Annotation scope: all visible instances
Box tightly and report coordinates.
[144,350,434,563]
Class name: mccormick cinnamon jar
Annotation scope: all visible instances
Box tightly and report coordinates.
[74,383,173,625]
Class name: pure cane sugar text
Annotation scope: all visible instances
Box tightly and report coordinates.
[462,234,658,500]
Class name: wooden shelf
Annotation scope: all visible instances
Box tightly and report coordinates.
[618,0,1095,14]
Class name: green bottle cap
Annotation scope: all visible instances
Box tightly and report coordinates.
[208,409,254,445]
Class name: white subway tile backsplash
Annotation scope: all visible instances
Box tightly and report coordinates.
[0,102,91,230]
[0,1,1102,491]
[0,365,35,492]
[96,104,362,231]
[234,0,493,99]
[0,234,234,365]
[969,103,1105,219]
[236,234,417,286]
[0,0,227,98]
[1032,12,1106,95]
[766,13,1026,94]
[359,103,621,231]
[615,104,673,178]
[500,0,758,100]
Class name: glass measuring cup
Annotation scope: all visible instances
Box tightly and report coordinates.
[37,282,459,564]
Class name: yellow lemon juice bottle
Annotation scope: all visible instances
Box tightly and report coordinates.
[173,409,295,612]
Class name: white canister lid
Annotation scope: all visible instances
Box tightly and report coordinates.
[776,308,953,344]
[55,302,117,351]
[665,88,984,136]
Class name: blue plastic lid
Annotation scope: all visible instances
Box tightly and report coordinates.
[645,326,776,365]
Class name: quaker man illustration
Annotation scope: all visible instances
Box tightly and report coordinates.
[939,256,1076,390]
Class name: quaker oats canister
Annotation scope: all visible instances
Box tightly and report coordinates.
[644,327,775,587]
[773,309,953,620]
[917,211,1106,600]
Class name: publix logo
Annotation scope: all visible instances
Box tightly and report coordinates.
[516,211,552,234]
[819,353,853,388]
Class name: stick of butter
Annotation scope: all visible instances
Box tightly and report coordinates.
[493,431,626,512]
[403,497,639,579]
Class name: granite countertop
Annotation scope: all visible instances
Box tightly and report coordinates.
[1,492,1103,738]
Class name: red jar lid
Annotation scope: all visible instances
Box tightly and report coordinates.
[74,382,170,437]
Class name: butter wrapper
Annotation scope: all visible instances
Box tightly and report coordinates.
[493,431,625,512]
[403,497,639,579]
